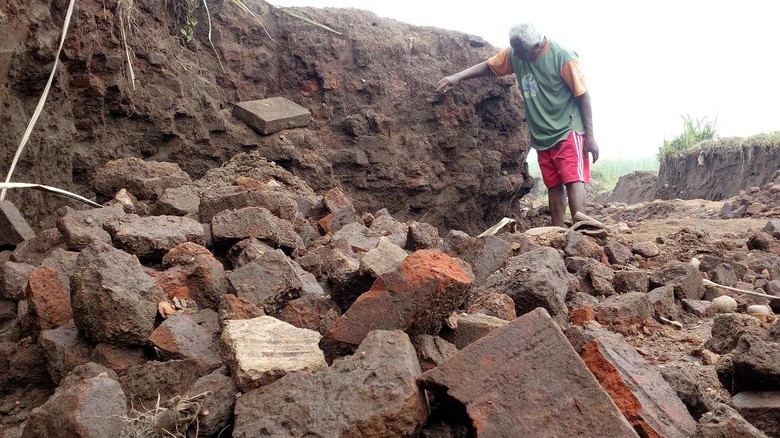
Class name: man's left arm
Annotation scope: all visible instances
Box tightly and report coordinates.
[561,59,599,163]
[576,92,599,163]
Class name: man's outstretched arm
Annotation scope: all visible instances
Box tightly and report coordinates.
[435,61,494,93]
[576,91,599,163]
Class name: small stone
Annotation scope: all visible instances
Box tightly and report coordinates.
[701,349,720,365]
[158,301,175,319]
[747,232,771,251]
[604,241,633,265]
[712,296,738,313]
[746,305,772,316]
[632,242,660,258]
[745,202,767,216]
[706,313,763,354]
[647,286,677,319]
[683,299,716,318]
[763,220,780,238]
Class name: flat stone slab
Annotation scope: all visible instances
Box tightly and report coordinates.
[233,330,426,438]
[0,200,35,246]
[105,215,205,260]
[220,316,326,391]
[695,403,770,438]
[729,391,780,437]
[233,97,312,135]
[418,308,637,437]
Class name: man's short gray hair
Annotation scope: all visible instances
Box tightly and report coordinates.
[509,23,544,47]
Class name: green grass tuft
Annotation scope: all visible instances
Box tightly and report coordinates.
[658,115,717,160]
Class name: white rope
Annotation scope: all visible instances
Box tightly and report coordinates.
[203,0,225,73]
[0,183,101,208]
[1,0,77,201]
[703,279,779,300]
[118,0,136,90]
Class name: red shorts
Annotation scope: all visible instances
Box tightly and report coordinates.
[537,131,590,188]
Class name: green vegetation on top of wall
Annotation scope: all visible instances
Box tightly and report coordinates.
[695,131,780,150]
[658,131,780,161]
[658,115,717,160]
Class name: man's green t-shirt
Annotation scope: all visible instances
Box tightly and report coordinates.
[508,42,585,150]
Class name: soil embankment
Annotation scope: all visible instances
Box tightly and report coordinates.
[657,135,780,201]
[1,0,532,234]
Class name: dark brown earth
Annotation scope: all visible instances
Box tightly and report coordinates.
[1,0,531,235]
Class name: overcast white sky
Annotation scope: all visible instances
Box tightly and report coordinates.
[269,0,780,159]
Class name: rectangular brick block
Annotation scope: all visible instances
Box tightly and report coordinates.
[233,97,311,135]
[580,332,697,437]
[419,308,638,437]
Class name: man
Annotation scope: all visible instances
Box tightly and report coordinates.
[436,23,599,227]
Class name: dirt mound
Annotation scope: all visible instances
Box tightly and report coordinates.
[607,170,658,204]
[1,0,531,234]
[1,158,779,435]
[719,170,780,219]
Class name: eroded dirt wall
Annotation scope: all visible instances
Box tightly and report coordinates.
[657,138,780,201]
[0,0,532,234]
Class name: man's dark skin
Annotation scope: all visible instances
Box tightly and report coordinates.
[436,36,599,227]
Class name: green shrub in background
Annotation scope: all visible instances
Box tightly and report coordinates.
[658,115,717,159]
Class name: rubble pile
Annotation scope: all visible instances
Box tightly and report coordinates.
[721,170,780,220]
[0,150,778,437]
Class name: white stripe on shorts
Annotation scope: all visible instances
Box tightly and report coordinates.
[574,132,584,181]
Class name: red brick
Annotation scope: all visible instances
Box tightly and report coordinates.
[26,267,72,330]
[325,249,473,348]
[317,214,335,234]
[419,308,637,437]
[148,267,190,300]
[570,305,597,326]
[218,294,265,326]
[580,333,697,437]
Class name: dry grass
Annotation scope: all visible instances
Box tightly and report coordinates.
[275,6,342,35]
[120,392,211,438]
[116,0,138,90]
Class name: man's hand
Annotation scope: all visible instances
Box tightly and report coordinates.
[585,136,600,163]
[436,75,460,93]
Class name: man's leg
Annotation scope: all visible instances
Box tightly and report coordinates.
[548,184,566,227]
[565,181,587,220]
[536,147,564,226]
[556,131,590,222]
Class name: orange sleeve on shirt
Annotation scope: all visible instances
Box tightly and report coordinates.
[487,48,514,77]
[561,59,587,96]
